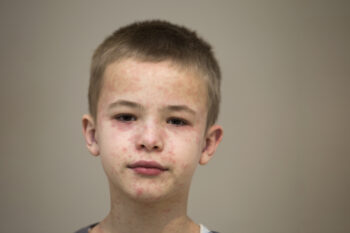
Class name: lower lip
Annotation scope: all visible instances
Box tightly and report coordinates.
[131,167,165,176]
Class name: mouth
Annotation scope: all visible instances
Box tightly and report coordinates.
[127,160,168,176]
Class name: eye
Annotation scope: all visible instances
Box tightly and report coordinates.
[115,114,137,122]
[167,117,189,126]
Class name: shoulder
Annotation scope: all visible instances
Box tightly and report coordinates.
[74,223,98,233]
[200,224,220,233]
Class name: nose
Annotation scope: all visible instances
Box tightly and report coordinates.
[136,120,164,152]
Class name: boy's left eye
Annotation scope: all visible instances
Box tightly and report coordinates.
[167,117,189,126]
[114,114,137,122]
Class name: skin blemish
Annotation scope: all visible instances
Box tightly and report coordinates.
[162,208,171,214]
[182,163,189,169]
[168,150,175,157]
[136,188,143,196]
[165,156,176,165]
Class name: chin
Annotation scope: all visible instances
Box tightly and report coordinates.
[131,194,163,203]
[131,188,167,202]
[126,184,181,204]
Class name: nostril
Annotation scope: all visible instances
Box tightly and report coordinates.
[137,140,163,151]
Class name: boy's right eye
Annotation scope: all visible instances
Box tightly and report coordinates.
[114,114,137,122]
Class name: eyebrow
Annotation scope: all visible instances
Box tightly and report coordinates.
[108,100,144,110]
[165,105,196,116]
[108,100,196,116]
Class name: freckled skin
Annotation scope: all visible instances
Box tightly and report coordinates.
[95,58,209,202]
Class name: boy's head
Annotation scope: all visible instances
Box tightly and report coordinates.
[88,20,221,128]
[82,20,223,202]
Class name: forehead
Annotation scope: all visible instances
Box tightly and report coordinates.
[100,58,208,108]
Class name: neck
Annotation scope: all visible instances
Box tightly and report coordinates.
[95,183,198,233]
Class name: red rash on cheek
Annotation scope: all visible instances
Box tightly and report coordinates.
[120,147,132,159]
[165,156,176,165]
[110,120,133,132]
[168,149,175,157]
[182,163,189,169]
[128,136,136,146]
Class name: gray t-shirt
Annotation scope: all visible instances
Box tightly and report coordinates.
[75,223,218,233]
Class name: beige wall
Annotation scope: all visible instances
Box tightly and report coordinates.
[1,1,349,233]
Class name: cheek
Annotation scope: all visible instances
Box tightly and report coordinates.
[121,146,132,159]
[166,134,202,170]
[99,134,132,173]
[100,152,121,177]
[181,163,190,170]
[110,119,135,132]
[163,140,176,164]
[182,134,206,169]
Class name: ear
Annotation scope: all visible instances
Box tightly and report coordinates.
[199,124,223,165]
[82,114,100,156]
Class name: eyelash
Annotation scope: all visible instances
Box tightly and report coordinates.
[166,117,189,126]
[114,113,137,122]
[114,114,189,126]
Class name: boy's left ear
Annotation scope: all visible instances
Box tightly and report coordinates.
[200,124,223,165]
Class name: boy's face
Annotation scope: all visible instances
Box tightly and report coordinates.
[83,58,222,202]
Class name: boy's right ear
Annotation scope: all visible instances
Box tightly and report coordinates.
[82,114,100,156]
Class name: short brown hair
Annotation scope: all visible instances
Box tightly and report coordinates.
[89,20,221,127]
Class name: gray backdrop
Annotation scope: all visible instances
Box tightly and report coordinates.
[1,1,349,233]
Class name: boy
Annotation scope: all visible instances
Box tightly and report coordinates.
[77,20,223,233]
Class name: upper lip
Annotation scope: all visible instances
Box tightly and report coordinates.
[127,160,168,170]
